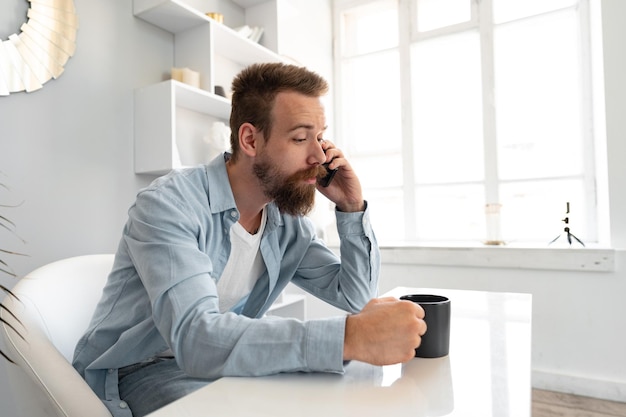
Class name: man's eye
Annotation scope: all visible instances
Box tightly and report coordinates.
[294,138,307,142]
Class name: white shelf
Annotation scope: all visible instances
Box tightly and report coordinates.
[213,22,281,64]
[173,80,231,116]
[134,80,231,175]
[232,0,269,7]
[133,0,207,33]
[133,0,282,64]
[134,0,273,25]
[133,0,283,175]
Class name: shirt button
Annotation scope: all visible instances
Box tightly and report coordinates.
[230,210,237,218]
[119,401,128,409]
[108,369,115,374]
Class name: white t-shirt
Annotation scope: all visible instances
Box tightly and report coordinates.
[217,208,267,313]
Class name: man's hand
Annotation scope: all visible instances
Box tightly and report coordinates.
[316,140,365,213]
[343,297,427,366]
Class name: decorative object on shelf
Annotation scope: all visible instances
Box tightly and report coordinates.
[204,121,231,161]
[0,0,78,96]
[484,203,505,245]
[171,67,200,88]
[549,201,585,246]
[234,25,264,43]
[214,85,226,97]
[205,12,224,24]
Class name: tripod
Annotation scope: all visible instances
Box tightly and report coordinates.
[549,202,585,247]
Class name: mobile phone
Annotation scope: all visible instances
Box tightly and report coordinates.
[319,158,338,187]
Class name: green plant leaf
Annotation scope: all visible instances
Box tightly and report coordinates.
[1,175,25,363]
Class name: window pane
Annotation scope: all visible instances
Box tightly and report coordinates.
[411,31,484,184]
[416,0,472,32]
[341,0,398,56]
[351,154,403,189]
[367,188,406,242]
[415,184,485,241]
[341,51,402,155]
[335,0,598,245]
[493,0,578,24]
[499,179,587,244]
[494,11,584,181]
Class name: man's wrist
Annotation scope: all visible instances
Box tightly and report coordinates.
[336,200,366,213]
[343,315,355,361]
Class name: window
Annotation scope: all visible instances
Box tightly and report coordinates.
[333,0,606,246]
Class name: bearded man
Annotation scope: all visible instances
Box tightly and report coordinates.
[73,63,426,417]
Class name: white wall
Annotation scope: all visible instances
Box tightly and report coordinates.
[0,0,174,277]
[602,0,626,249]
[0,0,173,414]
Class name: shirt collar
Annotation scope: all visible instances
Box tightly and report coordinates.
[205,152,237,215]
[205,152,283,231]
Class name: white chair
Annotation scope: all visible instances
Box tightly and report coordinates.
[0,254,115,417]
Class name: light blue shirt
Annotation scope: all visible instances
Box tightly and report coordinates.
[73,153,380,416]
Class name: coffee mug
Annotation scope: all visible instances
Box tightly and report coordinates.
[400,294,451,358]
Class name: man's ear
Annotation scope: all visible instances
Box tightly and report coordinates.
[238,123,259,157]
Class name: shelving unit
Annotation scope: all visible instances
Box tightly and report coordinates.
[133,0,283,175]
[134,80,231,174]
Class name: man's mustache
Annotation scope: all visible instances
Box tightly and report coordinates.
[288,165,329,183]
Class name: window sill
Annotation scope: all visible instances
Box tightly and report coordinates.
[377,243,616,272]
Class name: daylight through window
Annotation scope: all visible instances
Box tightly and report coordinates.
[333,0,605,246]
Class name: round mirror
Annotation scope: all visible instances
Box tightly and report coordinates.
[0,0,78,95]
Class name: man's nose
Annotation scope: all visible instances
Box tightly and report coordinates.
[310,140,327,165]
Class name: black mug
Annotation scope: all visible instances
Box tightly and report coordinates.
[400,294,451,358]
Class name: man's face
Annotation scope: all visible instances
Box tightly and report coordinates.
[253,91,328,216]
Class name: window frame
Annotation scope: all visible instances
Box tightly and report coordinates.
[332,0,607,249]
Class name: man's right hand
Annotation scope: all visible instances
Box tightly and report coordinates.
[343,297,427,366]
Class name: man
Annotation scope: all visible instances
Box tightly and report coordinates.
[73,63,426,417]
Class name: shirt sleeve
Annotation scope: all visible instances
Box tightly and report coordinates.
[290,201,380,313]
[123,182,347,379]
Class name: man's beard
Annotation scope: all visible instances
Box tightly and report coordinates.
[253,159,328,216]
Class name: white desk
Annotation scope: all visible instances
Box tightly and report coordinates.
[147,287,532,417]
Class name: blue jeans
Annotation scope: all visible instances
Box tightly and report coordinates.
[118,358,213,417]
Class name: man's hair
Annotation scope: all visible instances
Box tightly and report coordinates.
[229,63,329,162]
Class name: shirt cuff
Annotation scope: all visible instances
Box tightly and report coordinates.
[305,316,347,373]
[336,201,372,236]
